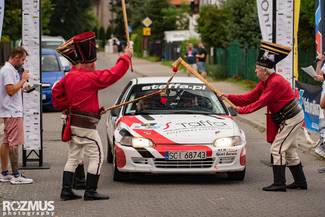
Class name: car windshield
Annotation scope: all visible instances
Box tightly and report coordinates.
[42,54,60,72]
[124,83,227,115]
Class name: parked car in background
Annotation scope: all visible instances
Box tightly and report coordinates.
[42,36,71,72]
[16,35,71,72]
[41,48,68,111]
[41,35,65,50]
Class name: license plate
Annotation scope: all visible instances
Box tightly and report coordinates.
[165,151,207,160]
[42,94,46,100]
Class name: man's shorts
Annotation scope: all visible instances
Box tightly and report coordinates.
[2,117,24,146]
[0,118,4,144]
[197,61,206,73]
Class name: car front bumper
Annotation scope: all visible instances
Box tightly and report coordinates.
[114,143,246,174]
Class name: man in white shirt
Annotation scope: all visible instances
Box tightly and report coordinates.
[0,47,33,184]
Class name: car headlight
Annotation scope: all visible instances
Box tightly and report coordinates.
[213,136,242,147]
[120,136,154,148]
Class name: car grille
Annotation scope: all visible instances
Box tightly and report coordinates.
[154,158,214,169]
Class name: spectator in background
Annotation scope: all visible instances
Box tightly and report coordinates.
[118,39,127,55]
[185,43,197,77]
[0,47,33,184]
[196,43,208,78]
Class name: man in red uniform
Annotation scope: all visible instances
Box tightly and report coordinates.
[52,32,133,200]
[222,41,307,192]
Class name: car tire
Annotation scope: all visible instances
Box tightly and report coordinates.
[106,135,113,164]
[227,169,245,181]
[113,154,129,182]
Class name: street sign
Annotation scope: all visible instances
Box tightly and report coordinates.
[142,17,152,27]
[143,27,151,36]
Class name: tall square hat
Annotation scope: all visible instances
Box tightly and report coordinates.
[73,32,97,64]
[56,38,80,65]
[256,41,291,69]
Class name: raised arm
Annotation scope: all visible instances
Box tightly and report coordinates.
[91,54,131,90]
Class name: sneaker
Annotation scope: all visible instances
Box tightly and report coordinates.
[10,174,33,185]
[0,174,14,182]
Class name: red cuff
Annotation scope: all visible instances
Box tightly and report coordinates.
[118,54,131,64]
[238,107,245,114]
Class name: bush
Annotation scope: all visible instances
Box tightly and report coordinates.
[131,31,142,57]
[206,64,226,79]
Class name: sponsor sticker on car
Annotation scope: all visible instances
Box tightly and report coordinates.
[216,148,238,157]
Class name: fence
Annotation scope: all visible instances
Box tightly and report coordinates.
[0,42,12,66]
[211,41,316,84]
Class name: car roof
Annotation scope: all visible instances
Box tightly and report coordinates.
[42,35,65,42]
[133,76,204,84]
[41,48,59,55]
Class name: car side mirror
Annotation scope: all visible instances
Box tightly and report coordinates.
[63,65,71,73]
[228,107,237,116]
[111,108,120,117]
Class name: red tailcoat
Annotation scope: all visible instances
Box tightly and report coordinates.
[226,73,295,142]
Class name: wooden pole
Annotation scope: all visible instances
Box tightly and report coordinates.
[121,0,130,42]
[121,0,133,71]
[101,71,176,114]
[172,58,236,108]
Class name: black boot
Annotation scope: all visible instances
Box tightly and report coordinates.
[60,171,82,201]
[84,173,109,201]
[287,163,307,190]
[73,164,86,190]
[263,165,286,192]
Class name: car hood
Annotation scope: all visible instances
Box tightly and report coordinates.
[116,114,238,145]
[42,71,64,86]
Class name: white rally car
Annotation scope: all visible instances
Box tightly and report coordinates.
[106,77,247,181]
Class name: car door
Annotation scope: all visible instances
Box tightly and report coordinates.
[107,81,133,144]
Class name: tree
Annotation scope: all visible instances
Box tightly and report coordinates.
[2,0,22,41]
[197,5,229,48]
[48,0,97,39]
[111,0,179,42]
[224,0,261,47]
[298,0,315,50]
[98,26,106,47]
[41,0,55,35]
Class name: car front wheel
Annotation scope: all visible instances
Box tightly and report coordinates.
[113,154,129,182]
[227,169,246,181]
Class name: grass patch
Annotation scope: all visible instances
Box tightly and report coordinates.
[142,55,160,62]
[161,60,173,67]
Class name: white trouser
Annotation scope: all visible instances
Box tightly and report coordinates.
[271,110,304,166]
[64,126,104,175]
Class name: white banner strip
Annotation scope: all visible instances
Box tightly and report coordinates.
[256,0,273,42]
[0,0,4,39]
[22,0,41,150]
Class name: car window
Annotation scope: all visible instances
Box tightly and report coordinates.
[124,83,226,115]
[111,81,133,116]
[42,55,60,72]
